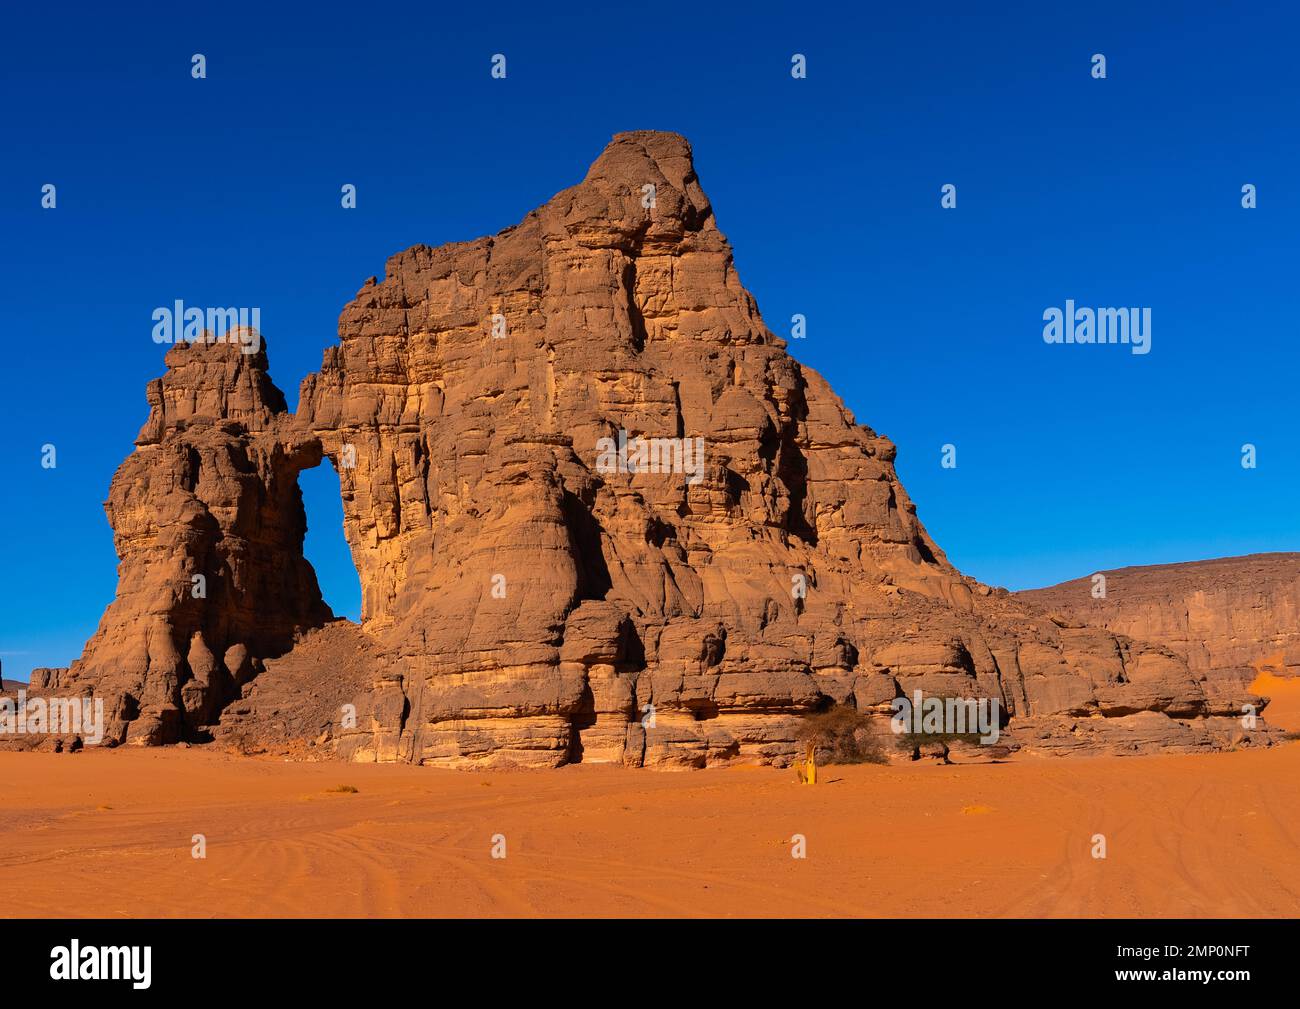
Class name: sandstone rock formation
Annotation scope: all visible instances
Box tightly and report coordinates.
[24,131,1276,764]
[1018,554,1300,691]
[30,338,332,745]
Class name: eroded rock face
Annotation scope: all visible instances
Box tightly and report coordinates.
[40,131,1271,764]
[1017,554,1300,690]
[35,339,332,745]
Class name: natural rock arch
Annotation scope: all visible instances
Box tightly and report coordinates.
[31,132,1267,764]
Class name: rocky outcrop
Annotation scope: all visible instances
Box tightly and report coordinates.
[32,338,332,745]
[1018,554,1300,691]
[35,131,1277,765]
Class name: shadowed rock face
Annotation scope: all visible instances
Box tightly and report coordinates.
[34,132,1272,764]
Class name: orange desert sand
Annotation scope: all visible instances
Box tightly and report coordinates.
[3,677,1297,919]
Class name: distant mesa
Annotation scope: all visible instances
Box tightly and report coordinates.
[1018,553,1300,690]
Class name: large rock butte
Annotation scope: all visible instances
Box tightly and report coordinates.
[28,132,1275,765]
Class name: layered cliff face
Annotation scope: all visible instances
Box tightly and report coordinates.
[32,131,1272,763]
[1018,554,1300,689]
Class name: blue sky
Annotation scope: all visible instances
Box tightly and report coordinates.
[2,1,1297,681]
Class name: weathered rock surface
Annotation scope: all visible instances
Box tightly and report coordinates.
[1008,710,1273,758]
[30,131,1278,765]
[211,620,377,757]
[31,338,332,746]
[1018,554,1300,692]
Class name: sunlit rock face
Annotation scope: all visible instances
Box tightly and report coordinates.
[42,132,1263,765]
[38,337,331,746]
[1018,554,1300,691]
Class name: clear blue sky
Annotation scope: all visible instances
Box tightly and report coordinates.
[2,1,1297,682]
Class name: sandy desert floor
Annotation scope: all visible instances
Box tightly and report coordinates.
[2,678,1298,919]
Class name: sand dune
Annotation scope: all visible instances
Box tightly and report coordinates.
[4,723,1300,918]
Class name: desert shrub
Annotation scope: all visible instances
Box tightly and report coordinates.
[795,707,887,765]
[325,784,359,794]
[892,726,985,764]
[891,694,999,764]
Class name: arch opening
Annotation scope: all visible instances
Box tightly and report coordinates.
[299,460,362,624]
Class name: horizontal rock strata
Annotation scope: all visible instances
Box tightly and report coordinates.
[1018,554,1300,691]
